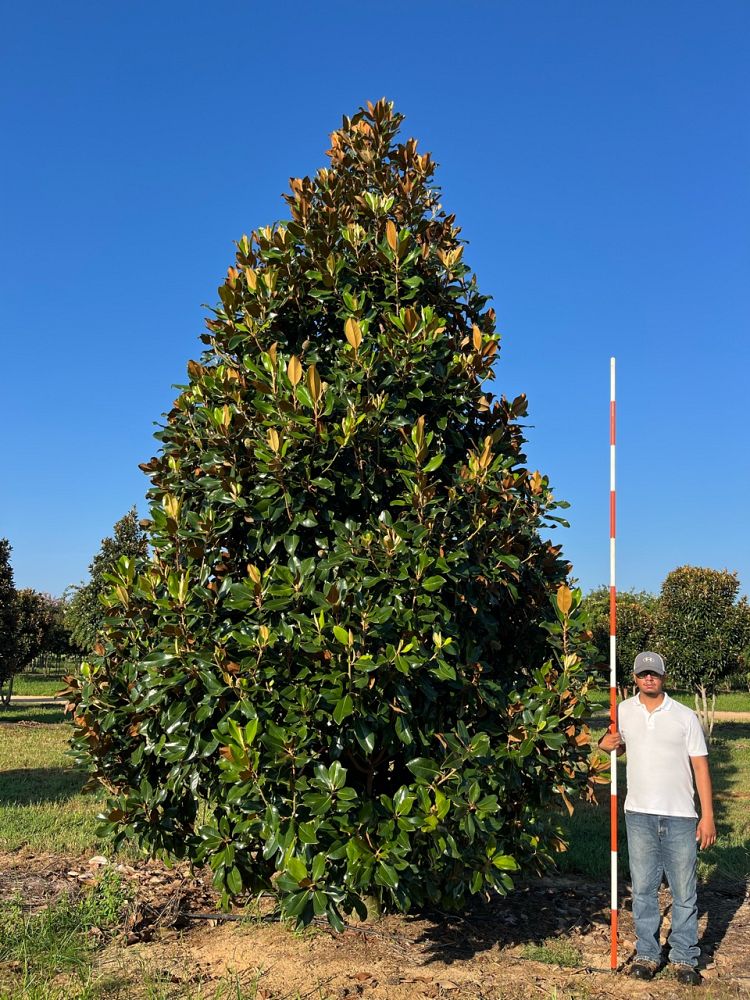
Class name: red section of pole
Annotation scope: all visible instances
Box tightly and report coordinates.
[609,358,618,971]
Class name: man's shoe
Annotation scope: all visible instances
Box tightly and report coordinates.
[672,964,702,986]
[629,959,658,980]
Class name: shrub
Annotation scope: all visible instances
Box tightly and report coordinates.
[70,100,595,928]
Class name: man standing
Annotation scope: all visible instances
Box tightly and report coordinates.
[599,651,716,986]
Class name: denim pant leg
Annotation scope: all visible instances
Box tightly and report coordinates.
[625,812,664,963]
[661,816,699,967]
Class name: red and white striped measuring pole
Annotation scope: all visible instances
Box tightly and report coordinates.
[609,356,618,969]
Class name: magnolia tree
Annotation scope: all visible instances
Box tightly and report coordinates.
[70,101,596,927]
[65,508,148,652]
[13,590,63,670]
[656,566,749,739]
[583,587,657,697]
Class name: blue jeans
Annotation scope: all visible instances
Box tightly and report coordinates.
[625,812,699,967]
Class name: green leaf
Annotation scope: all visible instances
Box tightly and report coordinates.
[286,856,309,883]
[422,454,445,473]
[422,575,446,592]
[299,822,318,845]
[284,889,311,918]
[311,853,326,882]
[491,854,520,871]
[333,694,354,724]
[406,757,440,783]
[375,861,399,889]
[226,865,243,895]
[332,625,351,646]
[328,760,346,789]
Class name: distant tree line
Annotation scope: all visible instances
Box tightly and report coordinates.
[0,508,147,693]
[0,538,79,694]
[583,566,750,737]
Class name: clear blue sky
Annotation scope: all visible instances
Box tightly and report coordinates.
[2,2,748,600]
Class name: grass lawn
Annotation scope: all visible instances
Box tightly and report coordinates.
[671,691,750,713]
[0,703,105,855]
[10,674,70,697]
[0,869,276,999]
[588,687,750,714]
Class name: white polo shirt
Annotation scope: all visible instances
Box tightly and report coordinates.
[618,692,708,818]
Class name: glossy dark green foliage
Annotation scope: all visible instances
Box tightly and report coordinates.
[70,100,595,928]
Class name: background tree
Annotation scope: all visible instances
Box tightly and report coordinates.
[14,590,56,670]
[43,595,78,665]
[0,539,17,696]
[656,565,748,739]
[70,100,596,927]
[12,590,76,673]
[583,586,657,697]
[65,508,148,652]
[738,640,750,693]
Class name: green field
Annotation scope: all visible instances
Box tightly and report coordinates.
[0,703,107,855]
[10,675,71,697]
[588,687,750,714]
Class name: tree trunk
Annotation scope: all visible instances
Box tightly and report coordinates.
[695,684,715,744]
[0,673,13,707]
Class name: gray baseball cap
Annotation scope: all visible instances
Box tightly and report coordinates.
[633,651,665,676]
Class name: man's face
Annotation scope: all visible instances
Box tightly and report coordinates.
[634,669,665,698]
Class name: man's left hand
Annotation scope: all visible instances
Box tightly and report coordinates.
[696,817,717,849]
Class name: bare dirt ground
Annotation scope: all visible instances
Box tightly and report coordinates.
[1,851,748,999]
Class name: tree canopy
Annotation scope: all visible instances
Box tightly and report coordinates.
[65,507,148,652]
[583,587,657,694]
[655,565,749,736]
[13,590,60,670]
[70,100,596,927]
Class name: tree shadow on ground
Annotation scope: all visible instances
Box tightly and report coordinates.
[0,704,69,725]
[0,766,89,805]
[693,722,750,963]
[695,875,749,969]
[409,877,611,964]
